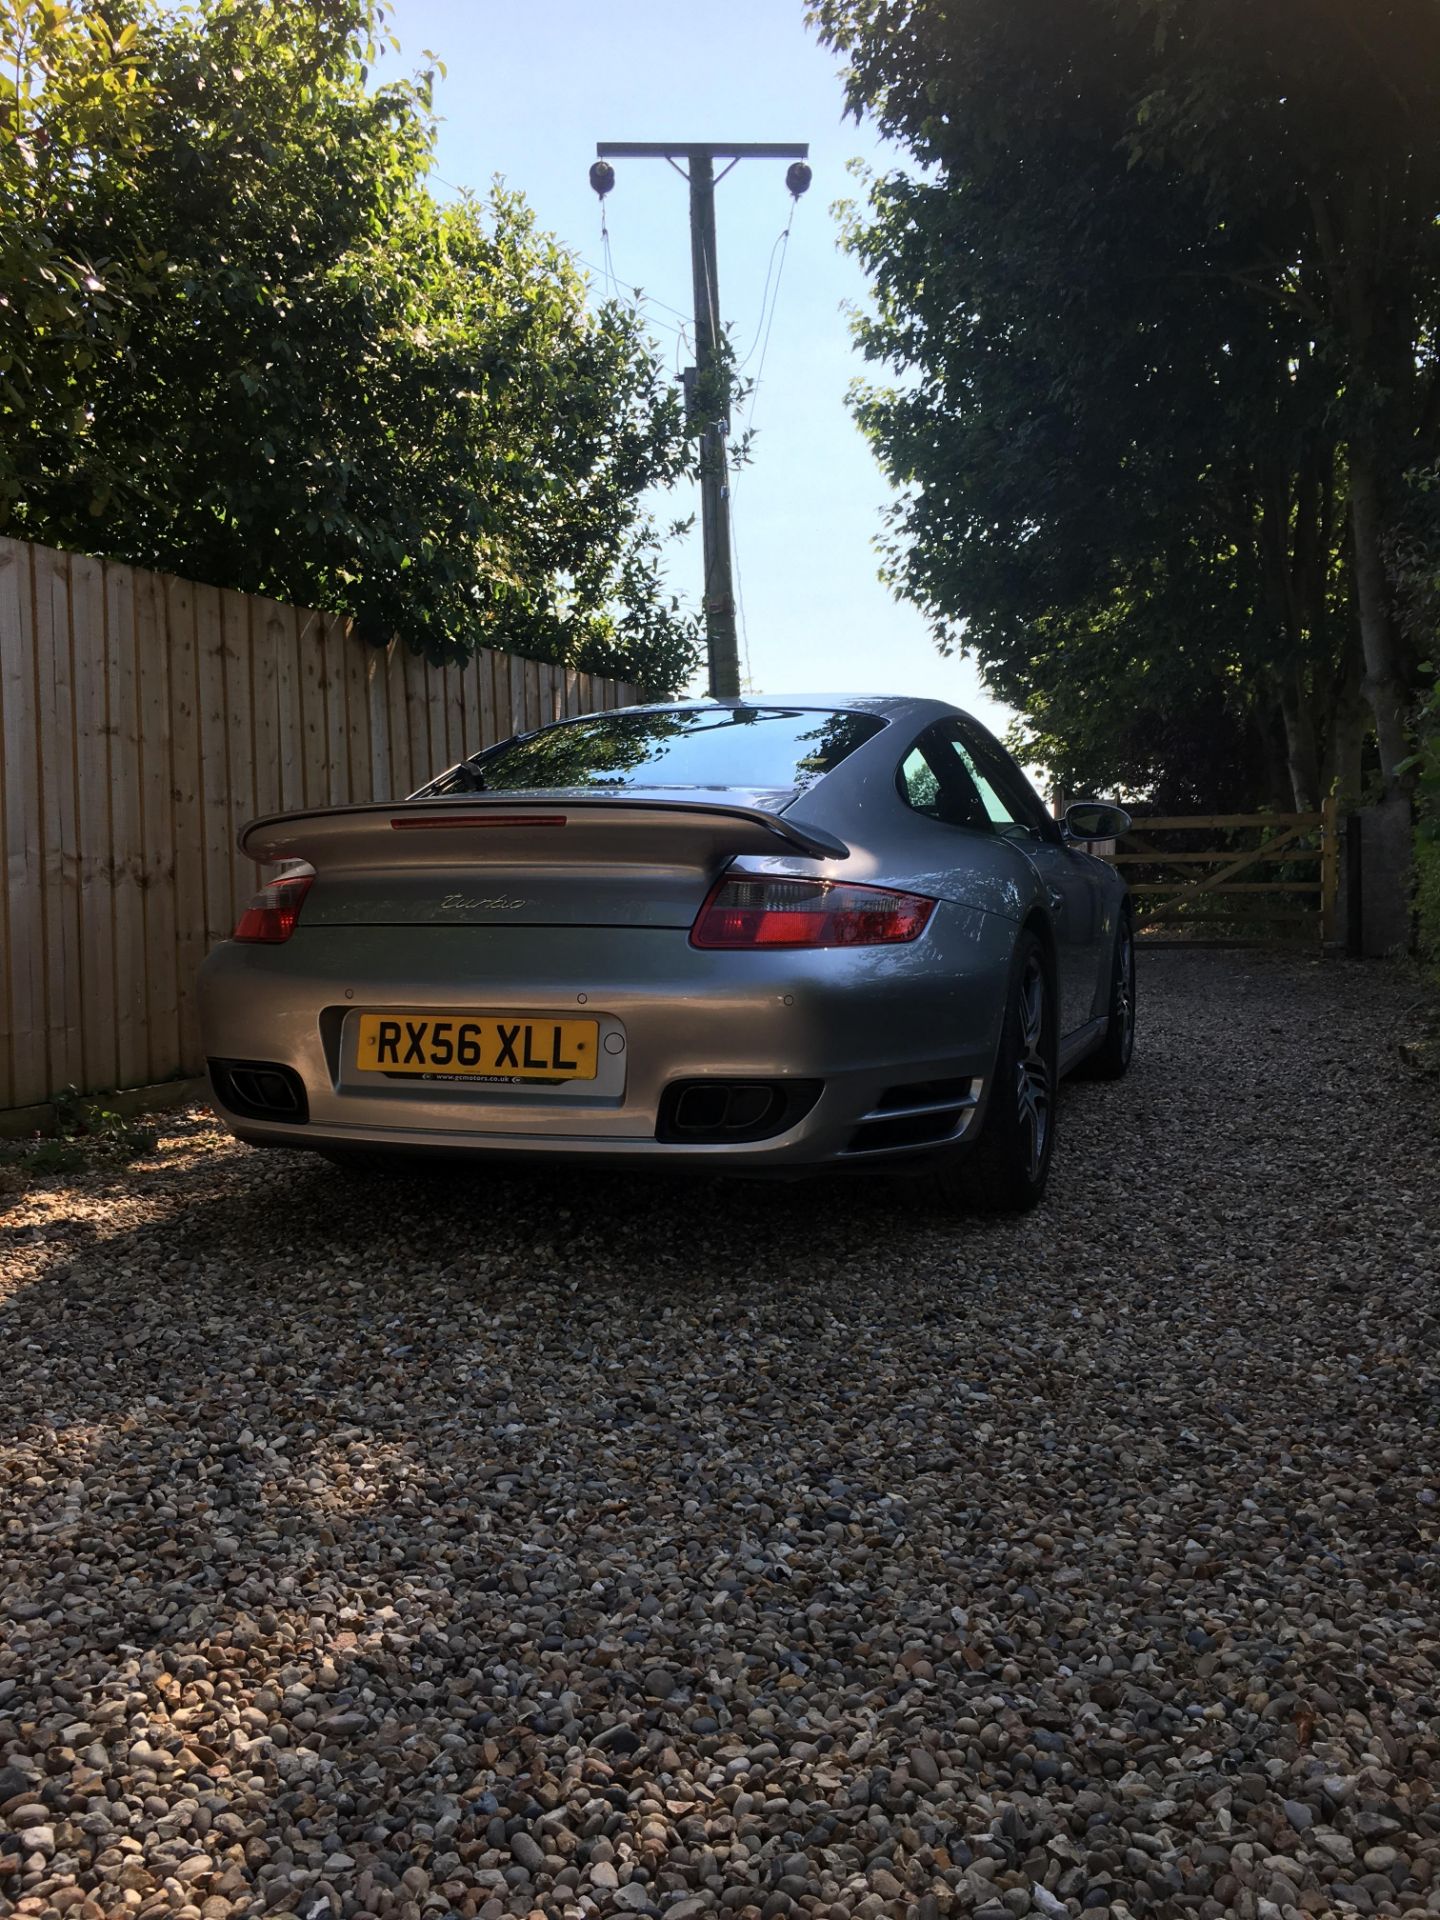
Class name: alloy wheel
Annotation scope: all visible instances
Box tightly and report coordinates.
[1013,954,1051,1182]
[1118,924,1135,1060]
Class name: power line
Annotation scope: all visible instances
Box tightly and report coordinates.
[736,221,791,373]
[737,198,800,441]
[572,256,690,341]
[598,201,620,302]
[573,256,693,326]
[723,195,804,696]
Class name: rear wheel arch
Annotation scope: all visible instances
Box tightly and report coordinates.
[1077,897,1137,1081]
[917,921,1057,1214]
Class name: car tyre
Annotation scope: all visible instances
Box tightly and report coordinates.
[1076,907,1135,1081]
[921,928,1057,1215]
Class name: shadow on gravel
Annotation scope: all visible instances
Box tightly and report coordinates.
[0,1119,989,1328]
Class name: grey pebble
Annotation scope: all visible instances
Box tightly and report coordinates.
[509,1831,544,1871]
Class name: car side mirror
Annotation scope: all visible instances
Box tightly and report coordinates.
[1064,800,1131,841]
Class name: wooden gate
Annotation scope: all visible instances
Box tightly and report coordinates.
[1101,800,1341,947]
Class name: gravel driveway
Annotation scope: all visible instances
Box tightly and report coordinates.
[2,952,1438,1920]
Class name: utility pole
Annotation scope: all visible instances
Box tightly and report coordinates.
[592,142,810,699]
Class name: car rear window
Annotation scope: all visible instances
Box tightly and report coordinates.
[470,706,886,792]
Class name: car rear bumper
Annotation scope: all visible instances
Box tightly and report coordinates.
[196,908,1013,1169]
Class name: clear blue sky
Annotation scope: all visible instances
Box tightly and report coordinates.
[382,0,1012,735]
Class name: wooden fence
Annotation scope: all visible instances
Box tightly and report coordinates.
[0,536,637,1112]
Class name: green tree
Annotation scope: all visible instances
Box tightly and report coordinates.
[1,0,700,692]
[811,0,1440,799]
[1121,0,1440,791]
[0,0,151,474]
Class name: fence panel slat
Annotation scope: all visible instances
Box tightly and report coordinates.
[367,646,392,799]
[447,661,469,765]
[221,589,256,923]
[402,646,430,793]
[135,567,179,1082]
[321,614,349,805]
[34,547,85,1093]
[478,647,498,746]
[382,643,408,796]
[196,584,233,949]
[484,649,505,743]
[296,607,328,808]
[522,656,541,731]
[250,598,283,823]
[341,617,371,804]
[432,661,452,769]
[0,540,45,1106]
[71,553,118,1092]
[105,559,148,1091]
[166,573,206,1073]
[425,658,450,777]
[272,599,304,815]
[460,654,481,762]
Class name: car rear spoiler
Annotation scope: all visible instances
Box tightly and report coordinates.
[238,795,850,868]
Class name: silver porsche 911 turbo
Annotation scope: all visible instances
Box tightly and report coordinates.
[198,696,1134,1210]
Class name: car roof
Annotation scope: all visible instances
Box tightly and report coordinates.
[613,693,975,728]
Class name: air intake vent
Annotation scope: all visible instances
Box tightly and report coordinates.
[208,1059,309,1124]
[843,1079,978,1156]
[656,1078,822,1145]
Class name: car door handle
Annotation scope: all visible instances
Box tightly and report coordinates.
[1047,887,1064,911]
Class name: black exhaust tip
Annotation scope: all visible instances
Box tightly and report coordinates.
[656,1078,821,1144]
[208,1059,309,1124]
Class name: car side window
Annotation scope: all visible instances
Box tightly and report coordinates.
[899,747,943,816]
[948,739,1018,829]
[948,722,1057,842]
[898,730,991,830]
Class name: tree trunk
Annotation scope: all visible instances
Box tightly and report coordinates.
[1329,684,1369,810]
[1260,709,1294,814]
[1349,444,1411,791]
[1323,627,1369,809]
[1312,177,1414,791]
[1279,673,1321,811]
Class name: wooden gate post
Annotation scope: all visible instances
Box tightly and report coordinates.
[1321,792,1340,947]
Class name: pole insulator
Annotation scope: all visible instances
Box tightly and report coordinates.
[785,160,812,198]
[589,159,615,198]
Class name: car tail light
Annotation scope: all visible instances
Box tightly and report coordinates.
[232,868,314,943]
[691,871,935,949]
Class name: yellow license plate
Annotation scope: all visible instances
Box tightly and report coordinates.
[354,1013,599,1082]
